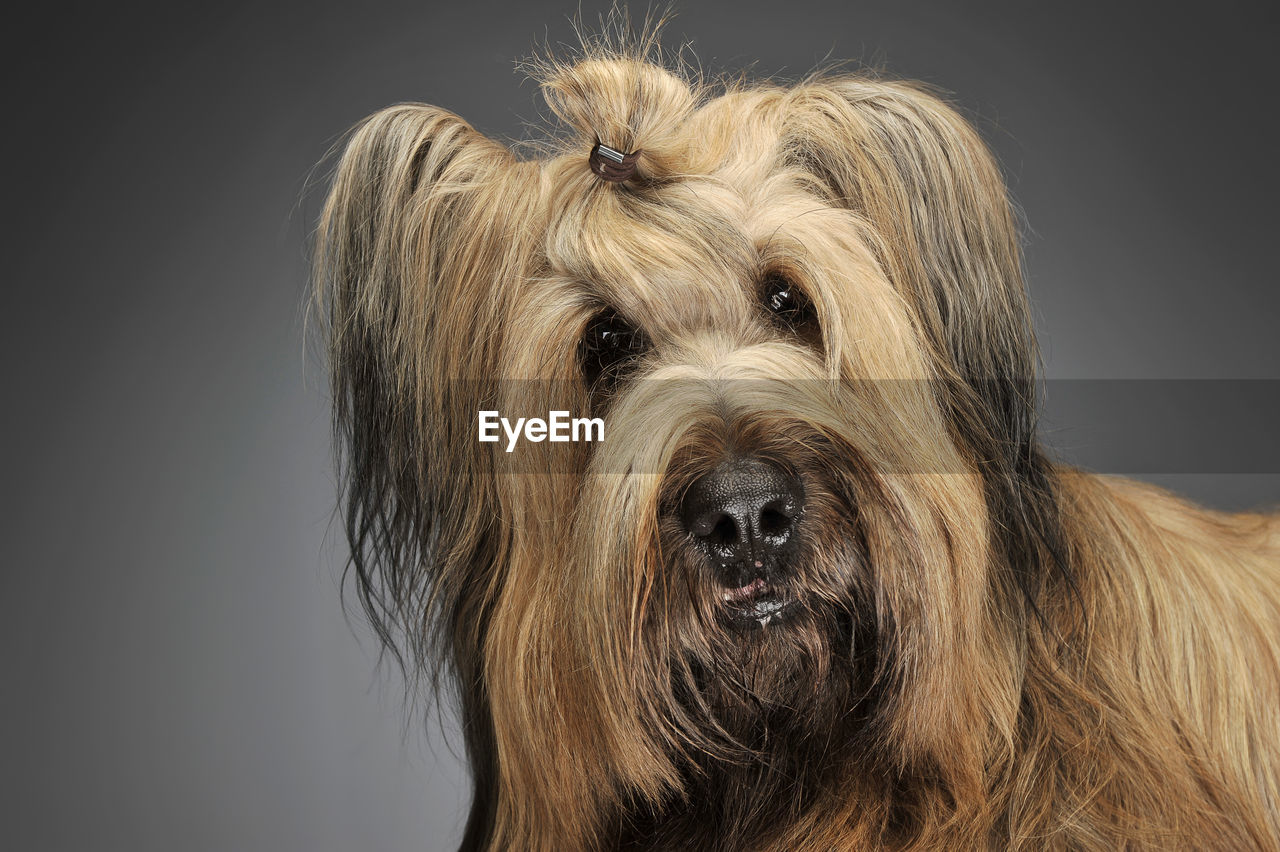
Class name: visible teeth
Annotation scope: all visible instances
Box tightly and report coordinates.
[749,598,785,618]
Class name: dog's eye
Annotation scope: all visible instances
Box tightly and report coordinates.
[762,275,820,342]
[580,310,648,392]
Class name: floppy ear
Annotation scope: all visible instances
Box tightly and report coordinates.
[314,103,534,849]
[783,79,1036,442]
[782,80,1070,611]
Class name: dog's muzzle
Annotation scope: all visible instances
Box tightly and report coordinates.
[680,455,805,627]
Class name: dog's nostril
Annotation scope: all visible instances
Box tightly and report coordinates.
[759,503,792,538]
[708,514,739,547]
[680,456,804,565]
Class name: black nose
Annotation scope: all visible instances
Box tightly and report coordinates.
[680,456,804,583]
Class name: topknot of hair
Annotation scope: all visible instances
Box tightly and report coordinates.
[532,50,699,182]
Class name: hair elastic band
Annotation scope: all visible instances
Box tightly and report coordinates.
[589,142,641,182]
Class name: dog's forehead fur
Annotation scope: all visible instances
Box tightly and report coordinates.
[500,67,948,382]
[531,174,916,383]
[542,176,757,335]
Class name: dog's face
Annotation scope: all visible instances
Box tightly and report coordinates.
[319,51,1057,845]
[526,117,986,748]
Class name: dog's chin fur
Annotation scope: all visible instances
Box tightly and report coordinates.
[649,443,879,754]
[315,19,1280,852]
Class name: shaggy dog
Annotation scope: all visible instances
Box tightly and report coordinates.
[314,31,1280,851]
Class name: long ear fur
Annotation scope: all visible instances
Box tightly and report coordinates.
[314,103,536,851]
[783,80,1032,389]
[782,79,1072,618]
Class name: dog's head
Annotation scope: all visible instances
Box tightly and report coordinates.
[317,40,1063,849]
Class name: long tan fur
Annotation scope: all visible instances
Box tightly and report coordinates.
[315,19,1280,851]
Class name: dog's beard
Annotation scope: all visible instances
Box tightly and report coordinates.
[565,370,916,758]
[552,362,984,844]
[629,429,883,762]
[597,461,882,847]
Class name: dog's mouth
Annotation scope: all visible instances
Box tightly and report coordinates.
[720,576,798,628]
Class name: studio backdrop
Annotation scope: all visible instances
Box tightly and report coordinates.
[6,1,1276,850]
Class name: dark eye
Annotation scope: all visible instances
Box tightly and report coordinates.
[579,310,648,392]
[762,274,820,342]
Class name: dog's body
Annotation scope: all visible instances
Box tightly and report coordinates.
[316,34,1280,851]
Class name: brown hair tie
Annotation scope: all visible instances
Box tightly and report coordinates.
[589,142,641,183]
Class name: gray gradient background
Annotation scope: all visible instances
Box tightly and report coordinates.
[5,1,1277,850]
